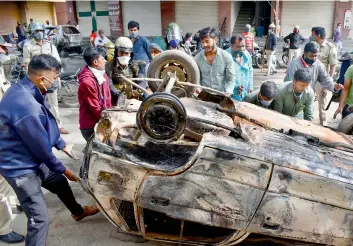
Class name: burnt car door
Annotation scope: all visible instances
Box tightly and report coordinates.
[137,133,273,242]
[245,128,353,246]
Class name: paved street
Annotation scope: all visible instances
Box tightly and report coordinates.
[0,46,342,246]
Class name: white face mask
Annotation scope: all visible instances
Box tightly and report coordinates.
[118,56,130,66]
[260,99,272,107]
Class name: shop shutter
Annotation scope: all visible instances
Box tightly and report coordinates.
[0,2,21,34]
[281,1,335,38]
[175,1,219,35]
[122,1,162,37]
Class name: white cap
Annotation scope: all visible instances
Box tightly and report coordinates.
[294,25,299,29]
[269,23,276,29]
[245,24,251,29]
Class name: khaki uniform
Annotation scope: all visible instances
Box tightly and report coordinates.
[23,39,63,127]
[315,40,337,126]
[106,61,145,104]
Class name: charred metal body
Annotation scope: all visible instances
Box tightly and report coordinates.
[80,93,353,245]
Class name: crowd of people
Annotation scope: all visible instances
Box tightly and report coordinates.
[0,17,350,245]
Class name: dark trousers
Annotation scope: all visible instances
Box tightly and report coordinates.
[80,128,94,142]
[4,165,84,246]
[342,104,353,119]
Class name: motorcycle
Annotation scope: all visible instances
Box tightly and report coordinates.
[282,43,289,65]
[252,42,279,69]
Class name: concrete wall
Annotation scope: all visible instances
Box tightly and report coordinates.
[55,1,77,26]
[161,1,175,36]
[219,1,231,37]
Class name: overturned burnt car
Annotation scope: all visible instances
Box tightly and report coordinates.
[80,50,353,245]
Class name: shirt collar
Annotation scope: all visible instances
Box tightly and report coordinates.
[19,76,45,104]
[321,40,327,47]
[300,55,316,68]
[201,47,220,59]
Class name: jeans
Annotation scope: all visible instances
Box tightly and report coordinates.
[80,128,94,142]
[342,104,353,119]
[4,165,84,246]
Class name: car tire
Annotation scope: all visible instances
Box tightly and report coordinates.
[337,113,353,135]
[147,50,200,97]
[59,48,69,58]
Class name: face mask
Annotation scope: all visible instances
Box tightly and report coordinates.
[293,89,304,98]
[41,76,54,91]
[169,40,180,48]
[260,100,272,107]
[246,28,251,32]
[233,50,244,58]
[268,30,273,34]
[130,31,138,39]
[118,56,130,66]
[34,31,44,40]
[304,56,315,65]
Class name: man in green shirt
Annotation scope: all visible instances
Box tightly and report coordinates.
[274,69,315,121]
[244,80,277,109]
[335,65,353,119]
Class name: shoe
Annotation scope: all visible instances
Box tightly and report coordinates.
[273,70,278,74]
[59,128,69,134]
[72,205,100,222]
[0,231,25,244]
[16,204,23,213]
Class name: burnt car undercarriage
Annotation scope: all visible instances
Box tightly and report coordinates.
[79,51,353,246]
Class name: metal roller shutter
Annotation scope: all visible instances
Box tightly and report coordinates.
[26,2,54,26]
[281,1,335,38]
[175,1,219,35]
[122,1,162,37]
[0,2,21,34]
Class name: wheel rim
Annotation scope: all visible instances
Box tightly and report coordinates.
[151,60,192,98]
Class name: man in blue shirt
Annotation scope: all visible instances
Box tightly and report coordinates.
[128,20,152,76]
[0,54,99,246]
[226,35,253,101]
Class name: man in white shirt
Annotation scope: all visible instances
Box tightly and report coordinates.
[94,29,111,48]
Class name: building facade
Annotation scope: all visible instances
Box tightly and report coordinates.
[1,0,353,40]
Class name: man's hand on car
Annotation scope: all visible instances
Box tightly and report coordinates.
[334,83,344,92]
[63,144,79,160]
[237,86,244,95]
[63,168,80,182]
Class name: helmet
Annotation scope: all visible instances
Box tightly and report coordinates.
[166,22,182,48]
[115,37,133,52]
[31,22,44,33]
[269,23,276,29]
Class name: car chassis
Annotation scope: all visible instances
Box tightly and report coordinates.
[79,64,353,246]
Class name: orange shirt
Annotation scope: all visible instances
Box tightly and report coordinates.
[242,32,254,52]
[90,33,97,47]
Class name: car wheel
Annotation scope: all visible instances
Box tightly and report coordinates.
[77,47,84,55]
[337,113,353,135]
[59,48,69,58]
[147,50,200,97]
